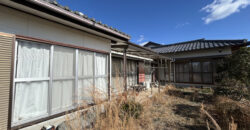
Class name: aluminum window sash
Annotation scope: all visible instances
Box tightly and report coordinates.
[74,49,78,106]
[93,52,96,88]
[11,41,18,124]
[14,77,50,83]
[12,113,49,127]
[48,45,54,115]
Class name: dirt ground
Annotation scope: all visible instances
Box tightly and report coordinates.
[133,87,207,130]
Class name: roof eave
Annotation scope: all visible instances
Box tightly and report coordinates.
[11,0,130,41]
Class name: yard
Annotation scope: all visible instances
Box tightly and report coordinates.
[63,85,250,130]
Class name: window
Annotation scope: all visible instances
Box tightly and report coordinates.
[175,62,190,83]
[12,40,109,125]
[52,46,75,112]
[175,61,213,84]
[13,40,50,123]
[95,53,108,99]
[202,62,213,84]
[78,50,94,104]
[192,62,202,83]
[127,60,138,86]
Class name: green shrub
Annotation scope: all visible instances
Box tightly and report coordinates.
[216,47,250,86]
[120,100,143,119]
[215,47,250,100]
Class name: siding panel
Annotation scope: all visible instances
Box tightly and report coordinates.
[0,32,14,130]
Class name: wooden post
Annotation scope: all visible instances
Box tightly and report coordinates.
[158,59,161,93]
[123,48,127,92]
[169,60,171,83]
[174,61,176,83]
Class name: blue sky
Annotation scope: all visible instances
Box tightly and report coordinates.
[57,0,250,45]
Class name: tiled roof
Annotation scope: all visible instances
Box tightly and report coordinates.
[38,0,130,38]
[151,39,248,54]
[143,41,162,47]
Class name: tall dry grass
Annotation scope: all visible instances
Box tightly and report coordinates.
[63,79,173,130]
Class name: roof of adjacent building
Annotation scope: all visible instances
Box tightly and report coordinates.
[142,41,162,48]
[149,39,249,54]
[10,0,130,40]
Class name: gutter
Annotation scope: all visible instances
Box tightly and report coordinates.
[25,0,130,40]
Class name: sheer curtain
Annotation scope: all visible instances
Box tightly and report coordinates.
[13,41,50,123]
[78,50,94,104]
[95,54,108,99]
[52,46,74,112]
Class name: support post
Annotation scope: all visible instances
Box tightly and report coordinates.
[174,62,176,83]
[123,48,127,92]
[158,59,161,93]
[169,60,171,83]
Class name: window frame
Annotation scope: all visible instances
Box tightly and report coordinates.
[12,39,109,127]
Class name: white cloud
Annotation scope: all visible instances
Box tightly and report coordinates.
[137,35,145,43]
[202,0,250,24]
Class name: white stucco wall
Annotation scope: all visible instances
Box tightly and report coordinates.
[0,5,111,52]
[165,47,232,59]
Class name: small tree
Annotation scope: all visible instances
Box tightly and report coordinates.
[215,47,250,100]
[217,47,250,86]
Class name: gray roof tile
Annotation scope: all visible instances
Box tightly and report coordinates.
[150,39,248,54]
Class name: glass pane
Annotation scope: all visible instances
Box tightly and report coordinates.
[16,40,50,78]
[193,73,202,83]
[112,75,123,94]
[202,62,212,72]
[53,46,75,77]
[179,73,183,82]
[112,58,122,76]
[203,73,213,84]
[192,62,201,72]
[52,80,74,112]
[78,51,94,77]
[95,77,108,100]
[13,81,48,122]
[183,73,190,82]
[179,64,183,72]
[78,78,94,104]
[183,63,189,72]
[95,54,107,76]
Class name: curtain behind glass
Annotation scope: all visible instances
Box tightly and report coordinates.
[95,54,108,99]
[13,41,50,123]
[78,50,94,104]
[52,46,74,112]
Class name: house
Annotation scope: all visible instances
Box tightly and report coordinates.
[0,1,170,130]
[143,39,250,86]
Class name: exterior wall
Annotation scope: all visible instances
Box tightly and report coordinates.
[0,32,14,130]
[0,5,112,130]
[0,5,111,52]
[165,47,232,59]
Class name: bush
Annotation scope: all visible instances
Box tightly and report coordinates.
[216,47,250,86]
[214,78,248,101]
[120,100,143,119]
[215,47,250,100]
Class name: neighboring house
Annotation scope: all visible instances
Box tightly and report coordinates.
[0,1,169,130]
[143,39,250,86]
